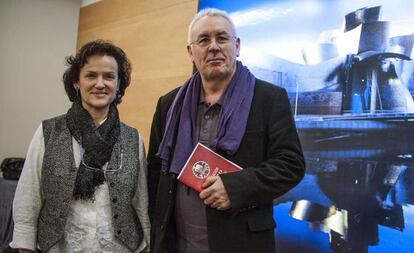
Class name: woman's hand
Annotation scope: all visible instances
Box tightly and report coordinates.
[19,249,35,253]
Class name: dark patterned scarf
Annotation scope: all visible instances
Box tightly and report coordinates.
[66,100,120,201]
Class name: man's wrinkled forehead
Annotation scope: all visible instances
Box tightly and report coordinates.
[190,16,235,40]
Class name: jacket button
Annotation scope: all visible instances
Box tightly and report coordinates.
[117,230,122,235]
[112,198,118,203]
[160,225,164,231]
[110,182,115,187]
[113,214,119,219]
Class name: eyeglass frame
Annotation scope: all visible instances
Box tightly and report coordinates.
[79,137,124,175]
[189,33,238,48]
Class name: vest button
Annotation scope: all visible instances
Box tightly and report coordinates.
[112,198,118,203]
[117,230,122,235]
[110,182,115,187]
[113,214,119,219]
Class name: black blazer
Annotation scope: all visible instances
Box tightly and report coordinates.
[147,79,305,253]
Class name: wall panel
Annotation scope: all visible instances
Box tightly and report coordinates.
[78,0,198,145]
[0,0,80,162]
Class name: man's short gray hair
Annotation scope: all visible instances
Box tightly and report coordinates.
[187,8,237,45]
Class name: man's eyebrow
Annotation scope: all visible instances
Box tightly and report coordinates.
[196,32,210,38]
[196,31,230,38]
[216,31,229,36]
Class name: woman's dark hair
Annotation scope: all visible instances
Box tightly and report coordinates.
[63,39,131,104]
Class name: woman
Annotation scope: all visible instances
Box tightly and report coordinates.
[11,40,150,252]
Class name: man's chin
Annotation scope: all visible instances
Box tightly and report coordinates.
[203,68,230,81]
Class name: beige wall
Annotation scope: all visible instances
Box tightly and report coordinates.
[0,0,81,162]
[77,0,198,146]
[0,0,197,164]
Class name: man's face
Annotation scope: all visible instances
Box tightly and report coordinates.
[187,16,240,82]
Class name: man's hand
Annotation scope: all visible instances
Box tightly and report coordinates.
[199,176,231,210]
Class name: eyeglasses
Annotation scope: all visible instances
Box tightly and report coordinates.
[190,34,237,48]
[81,148,124,175]
[79,137,124,175]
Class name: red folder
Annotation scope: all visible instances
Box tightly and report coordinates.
[178,143,242,192]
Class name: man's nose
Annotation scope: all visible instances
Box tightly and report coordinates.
[208,38,221,51]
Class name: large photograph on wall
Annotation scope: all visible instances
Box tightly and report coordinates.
[198,0,414,252]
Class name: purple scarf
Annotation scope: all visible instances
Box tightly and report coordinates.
[157,61,255,174]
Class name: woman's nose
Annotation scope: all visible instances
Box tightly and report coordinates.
[95,76,105,87]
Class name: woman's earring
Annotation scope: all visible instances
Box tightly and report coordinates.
[76,89,81,100]
[74,83,81,100]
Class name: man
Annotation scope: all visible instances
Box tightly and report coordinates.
[147,8,305,253]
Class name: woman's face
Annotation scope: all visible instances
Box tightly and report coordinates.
[75,54,119,114]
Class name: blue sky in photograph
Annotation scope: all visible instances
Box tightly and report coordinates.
[198,0,414,64]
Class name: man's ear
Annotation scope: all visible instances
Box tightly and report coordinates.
[236,37,241,57]
[187,45,194,62]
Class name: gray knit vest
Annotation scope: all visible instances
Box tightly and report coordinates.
[38,114,143,252]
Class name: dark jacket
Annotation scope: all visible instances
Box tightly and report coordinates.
[147,79,305,253]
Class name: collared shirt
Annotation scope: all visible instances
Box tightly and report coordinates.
[174,91,223,253]
[196,95,223,146]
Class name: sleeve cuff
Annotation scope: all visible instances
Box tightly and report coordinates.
[137,227,151,252]
[9,224,37,251]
